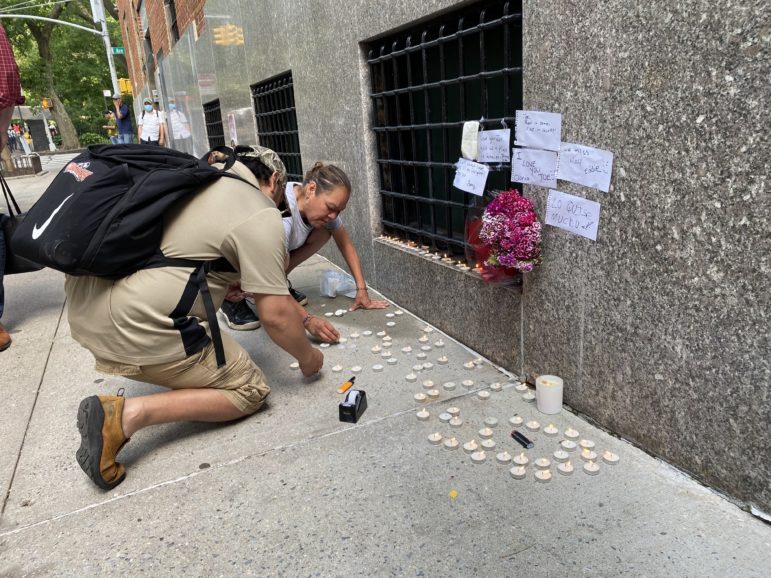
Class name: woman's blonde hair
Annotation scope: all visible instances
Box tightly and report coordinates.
[302,162,351,195]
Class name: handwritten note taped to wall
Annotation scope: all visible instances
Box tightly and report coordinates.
[545,190,601,241]
[514,111,562,151]
[557,143,614,193]
[453,158,489,196]
[511,148,558,188]
[478,129,511,163]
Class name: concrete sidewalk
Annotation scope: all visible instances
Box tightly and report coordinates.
[0,166,769,576]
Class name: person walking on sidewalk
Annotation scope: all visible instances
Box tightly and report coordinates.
[69,147,339,490]
[137,98,166,146]
[111,93,133,144]
[220,160,388,330]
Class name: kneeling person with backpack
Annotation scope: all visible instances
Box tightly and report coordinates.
[16,144,338,489]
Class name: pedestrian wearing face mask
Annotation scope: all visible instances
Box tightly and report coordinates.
[137,97,166,146]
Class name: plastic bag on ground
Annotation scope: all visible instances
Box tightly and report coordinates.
[320,270,357,298]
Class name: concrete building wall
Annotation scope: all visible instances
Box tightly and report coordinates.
[125,0,769,513]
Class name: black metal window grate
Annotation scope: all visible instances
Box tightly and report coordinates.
[367,0,523,257]
[203,99,225,149]
[251,72,303,183]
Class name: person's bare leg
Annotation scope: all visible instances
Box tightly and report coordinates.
[0,106,14,151]
[286,227,332,274]
[121,389,247,438]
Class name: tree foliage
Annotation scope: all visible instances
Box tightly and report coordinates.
[1,0,127,148]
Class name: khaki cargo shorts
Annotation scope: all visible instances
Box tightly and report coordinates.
[95,333,270,414]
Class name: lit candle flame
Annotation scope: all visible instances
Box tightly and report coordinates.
[588,460,595,466]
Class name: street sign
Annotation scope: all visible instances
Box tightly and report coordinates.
[112,47,125,55]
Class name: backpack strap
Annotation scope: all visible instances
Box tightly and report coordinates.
[202,146,236,170]
[145,254,236,368]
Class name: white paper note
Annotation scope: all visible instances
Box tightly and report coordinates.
[557,143,614,193]
[545,190,601,241]
[461,121,480,160]
[477,129,511,163]
[453,158,489,196]
[510,148,558,188]
[514,110,562,151]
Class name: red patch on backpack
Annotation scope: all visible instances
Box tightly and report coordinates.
[63,162,93,182]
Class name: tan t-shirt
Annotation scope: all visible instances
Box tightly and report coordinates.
[65,162,289,366]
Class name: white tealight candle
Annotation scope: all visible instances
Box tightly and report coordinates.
[484,417,499,428]
[462,440,479,454]
[515,382,529,392]
[560,440,578,452]
[422,380,435,390]
[324,312,334,317]
[553,450,570,463]
[351,366,362,374]
[416,409,430,421]
[381,351,392,358]
[522,391,536,403]
[350,332,360,339]
[413,392,427,403]
[387,357,398,365]
[477,390,491,400]
[334,309,346,317]
[462,379,475,389]
[422,326,434,333]
[395,310,403,316]
[406,373,418,382]
[443,437,459,451]
[583,460,600,475]
[434,340,445,348]
[496,451,512,465]
[449,417,463,428]
[480,439,496,450]
[418,335,429,343]
[386,321,396,327]
[489,382,502,392]
[543,424,559,436]
[437,356,449,365]
[557,461,574,476]
[525,420,541,432]
[382,335,392,342]
[509,466,527,479]
[382,341,392,349]
[509,415,524,427]
[372,364,384,372]
[338,337,348,344]
[564,428,580,440]
[385,312,395,318]
[470,451,487,464]
[512,452,529,466]
[401,346,412,354]
[579,439,596,450]
[320,343,330,348]
[438,412,452,423]
[376,331,386,337]
[422,362,434,371]
[463,361,475,370]
[332,364,343,373]
[602,451,620,465]
[412,364,424,372]
[427,432,443,445]
[581,449,598,462]
[446,406,460,416]
[443,381,457,391]
[416,353,428,360]
[534,457,551,469]
[371,345,382,354]
[421,345,432,352]
[362,330,372,336]
[535,469,552,483]
[426,389,440,399]
[478,427,494,439]
[289,361,300,370]
[473,357,483,366]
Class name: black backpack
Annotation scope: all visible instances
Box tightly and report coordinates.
[12,144,252,367]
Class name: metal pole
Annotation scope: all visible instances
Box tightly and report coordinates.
[90,0,119,95]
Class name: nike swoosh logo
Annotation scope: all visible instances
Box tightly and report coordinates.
[32,194,74,240]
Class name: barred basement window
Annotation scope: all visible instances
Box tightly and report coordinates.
[251,72,303,183]
[367,0,523,257]
[203,99,225,149]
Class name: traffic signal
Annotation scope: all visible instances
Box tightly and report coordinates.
[212,24,244,46]
[118,78,133,95]
[230,25,244,46]
[40,97,53,109]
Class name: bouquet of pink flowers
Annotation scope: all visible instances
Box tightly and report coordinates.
[474,189,543,276]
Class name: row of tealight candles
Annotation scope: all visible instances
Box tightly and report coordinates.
[419,406,620,482]
[380,235,478,273]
